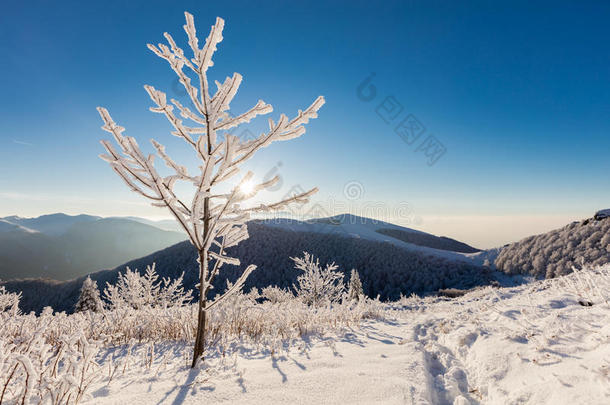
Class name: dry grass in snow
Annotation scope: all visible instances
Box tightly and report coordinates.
[1,264,610,404]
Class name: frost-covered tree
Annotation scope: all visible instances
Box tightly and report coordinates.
[293,252,344,307]
[96,13,323,366]
[347,269,363,301]
[103,264,192,310]
[75,276,103,313]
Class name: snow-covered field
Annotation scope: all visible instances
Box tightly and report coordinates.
[86,266,609,405]
[2,265,609,404]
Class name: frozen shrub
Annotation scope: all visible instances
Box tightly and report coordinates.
[103,264,192,310]
[0,255,394,403]
[261,286,294,304]
[0,314,101,405]
[292,252,345,307]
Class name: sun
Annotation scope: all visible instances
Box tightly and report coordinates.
[239,179,256,195]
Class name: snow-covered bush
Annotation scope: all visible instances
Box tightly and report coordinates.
[102,264,193,310]
[75,276,103,313]
[0,311,101,405]
[559,264,610,307]
[0,285,20,314]
[261,286,294,304]
[292,252,345,307]
[0,290,386,403]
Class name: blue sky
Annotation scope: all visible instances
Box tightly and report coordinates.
[1,0,609,248]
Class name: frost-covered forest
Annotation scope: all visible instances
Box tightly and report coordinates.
[495,216,610,278]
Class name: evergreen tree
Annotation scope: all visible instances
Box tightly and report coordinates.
[347,268,363,301]
[75,276,103,313]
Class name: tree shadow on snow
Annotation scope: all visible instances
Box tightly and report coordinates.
[155,366,215,405]
[271,355,288,383]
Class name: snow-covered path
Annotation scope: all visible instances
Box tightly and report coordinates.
[86,269,610,405]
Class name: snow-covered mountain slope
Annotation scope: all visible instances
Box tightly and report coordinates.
[0,219,38,234]
[260,214,483,262]
[81,265,610,405]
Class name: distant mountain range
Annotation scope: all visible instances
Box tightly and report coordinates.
[119,217,184,233]
[2,214,101,236]
[0,214,186,280]
[0,213,493,313]
[6,212,607,314]
[0,213,485,282]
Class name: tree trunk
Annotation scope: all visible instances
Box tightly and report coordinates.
[192,92,213,368]
[191,249,207,367]
[192,190,211,368]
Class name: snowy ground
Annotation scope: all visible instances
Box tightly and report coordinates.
[84,268,610,405]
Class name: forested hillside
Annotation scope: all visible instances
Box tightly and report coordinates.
[2,222,492,313]
[494,216,610,278]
